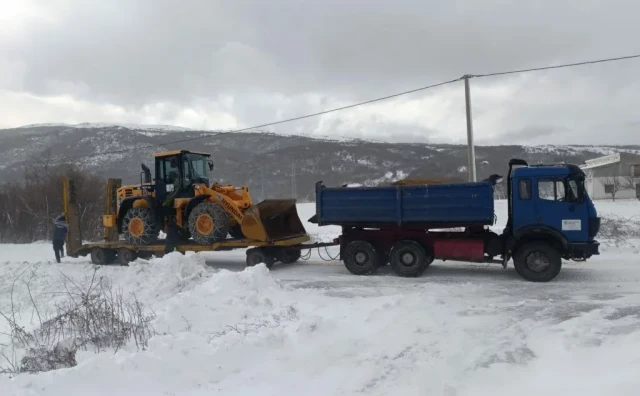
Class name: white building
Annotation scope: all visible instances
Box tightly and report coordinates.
[580,153,640,200]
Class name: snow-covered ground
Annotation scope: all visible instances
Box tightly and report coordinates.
[1,200,640,395]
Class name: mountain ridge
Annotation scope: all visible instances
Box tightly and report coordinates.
[2,124,639,202]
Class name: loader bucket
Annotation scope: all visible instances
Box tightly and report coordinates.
[240,199,307,242]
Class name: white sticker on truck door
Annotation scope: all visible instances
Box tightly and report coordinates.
[562,219,581,231]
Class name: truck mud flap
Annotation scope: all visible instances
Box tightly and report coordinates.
[240,199,307,242]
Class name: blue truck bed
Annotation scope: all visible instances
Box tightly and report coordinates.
[313,181,495,228]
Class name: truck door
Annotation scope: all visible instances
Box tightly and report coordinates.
[534,177,589,243]
[512,177,537,232]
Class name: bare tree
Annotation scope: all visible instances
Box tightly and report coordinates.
[623,176,640,200]
[600,176,626,201]
[0,162,106,243]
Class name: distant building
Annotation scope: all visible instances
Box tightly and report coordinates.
[580,153,640,200]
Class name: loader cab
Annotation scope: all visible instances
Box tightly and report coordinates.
[505,158,600,260]
[153,150,214,203]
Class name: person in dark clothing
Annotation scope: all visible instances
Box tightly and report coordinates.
[164,216,181,254]
[52,214,68,263]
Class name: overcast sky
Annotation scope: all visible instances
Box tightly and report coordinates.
[2,0,639,145]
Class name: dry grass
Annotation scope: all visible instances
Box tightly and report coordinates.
[0,267,156,376]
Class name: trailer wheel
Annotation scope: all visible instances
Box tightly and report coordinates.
[513,241,562,282]
[90,248,115,265]
[277,247,301,264]
[138,251,154,260]
[246,248,275,269]
[389,240,430,277]
[343,240,380,275]
[118,248,138,266]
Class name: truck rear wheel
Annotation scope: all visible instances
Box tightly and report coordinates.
[389,240,431,277]
[343,240,380,275]
[513,241,562,282]
[123,207,158,245]
[188,202,230,245]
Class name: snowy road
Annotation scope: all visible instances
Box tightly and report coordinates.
[1,200,640,395]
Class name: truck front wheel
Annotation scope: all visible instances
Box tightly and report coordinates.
[343,240,380,275]
[513,241,562,282]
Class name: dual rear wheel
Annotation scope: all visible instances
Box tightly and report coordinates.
[343,239,434,277]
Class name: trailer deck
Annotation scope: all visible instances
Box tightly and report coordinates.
[68,234,318,266]
[62,177,337,267]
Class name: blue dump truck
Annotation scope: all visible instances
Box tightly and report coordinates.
[310,159,600,282]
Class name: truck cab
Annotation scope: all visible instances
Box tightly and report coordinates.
[504,159,600,279]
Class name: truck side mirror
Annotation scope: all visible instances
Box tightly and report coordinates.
[208,160,214,171]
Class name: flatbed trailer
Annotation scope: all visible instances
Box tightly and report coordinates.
[62,177,338,267]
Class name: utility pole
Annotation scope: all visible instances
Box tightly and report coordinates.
[464,75,477,182]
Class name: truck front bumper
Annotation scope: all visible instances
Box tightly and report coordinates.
[568,240,600,260]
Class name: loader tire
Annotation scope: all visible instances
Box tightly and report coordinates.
[123,208,158,245]
[188,202,230,245]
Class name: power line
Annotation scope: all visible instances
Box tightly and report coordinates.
[65,53,640,160]
[67,77,462,160]
[469,53,640,78]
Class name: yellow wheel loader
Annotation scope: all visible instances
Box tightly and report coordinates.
[113,150,306,246]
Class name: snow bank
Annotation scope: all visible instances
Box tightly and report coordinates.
[3,250,640,395]
[2,200,640,394]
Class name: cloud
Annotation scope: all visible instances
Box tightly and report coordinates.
[1,0,640,145]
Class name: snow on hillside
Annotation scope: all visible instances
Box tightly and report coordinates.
[18,122,195,132]
[523,144,640,156]
[1,201,640,395]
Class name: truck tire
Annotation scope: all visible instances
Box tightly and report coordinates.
[389,240,430,277]
[123,207,159,245]
[343,240,380,275]
[513,241,562,282]
[188,202,230,245]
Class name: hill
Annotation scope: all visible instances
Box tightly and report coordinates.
[2,124,639,201]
